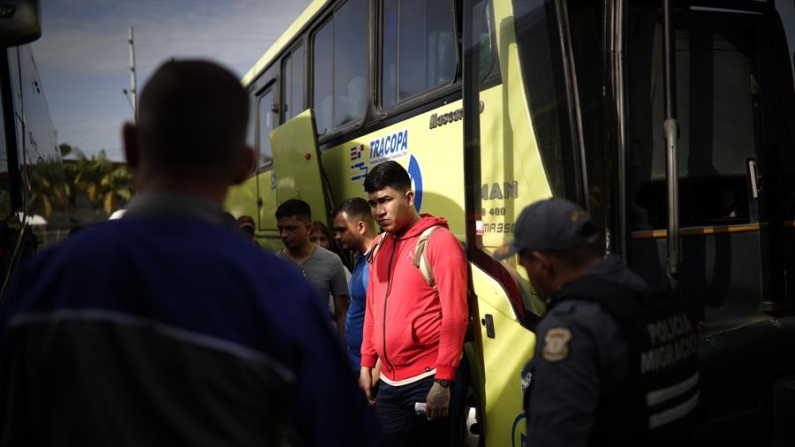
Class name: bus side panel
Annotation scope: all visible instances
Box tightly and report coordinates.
[472,264,534,445]
[271,110,329,220]
[225,173,282,253]
[255,170,280,252]
[319,110,467,239]
[480,0,552,255]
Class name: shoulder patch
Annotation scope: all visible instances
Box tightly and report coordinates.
[542,327,573,362]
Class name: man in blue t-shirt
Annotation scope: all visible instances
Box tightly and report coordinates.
[0,60,375,447]
[332,198,381,379]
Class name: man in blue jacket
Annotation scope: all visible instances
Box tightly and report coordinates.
[0,60,375,447]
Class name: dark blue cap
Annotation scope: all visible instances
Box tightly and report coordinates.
[493,198,598,261]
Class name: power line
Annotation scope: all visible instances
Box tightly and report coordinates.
[135,38,279,42]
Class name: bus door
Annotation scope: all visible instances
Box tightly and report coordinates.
[625,2,795,326]
[269,109,333,227]
[623,2,795,441]
[249,77,281,248]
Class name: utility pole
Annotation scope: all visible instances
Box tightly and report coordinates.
[128,26,138,122]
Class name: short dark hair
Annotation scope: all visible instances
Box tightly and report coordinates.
[333,197,373,225]
[138,60,248,174]
[364,161,411,193]
[276,199,311,222]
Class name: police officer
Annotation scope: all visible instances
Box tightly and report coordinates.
[495,198,699,446]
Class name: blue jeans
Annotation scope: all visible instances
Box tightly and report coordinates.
[374,376,448,447]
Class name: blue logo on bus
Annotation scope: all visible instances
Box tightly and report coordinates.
[408,155,423,212]
[512,413,528,447]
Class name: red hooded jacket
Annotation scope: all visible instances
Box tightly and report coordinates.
[361,215,468,381]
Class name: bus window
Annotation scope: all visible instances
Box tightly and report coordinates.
[257,89,275,167]
[512,0,580,201]
[477,0,495,76]
[313,20,333,135]
[333,0,367,128]
[381,0,456,109]
[283,44,305,122]
[627,8,763,230]
[312,0,368,135]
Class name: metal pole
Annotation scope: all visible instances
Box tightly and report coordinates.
[662,0,680,288]
[462,0,481,248]
[609,0,629,263]
[128,26,138,122]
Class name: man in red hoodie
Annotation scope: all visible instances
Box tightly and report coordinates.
[359,160,469,446]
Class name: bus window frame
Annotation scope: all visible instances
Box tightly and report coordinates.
[281,39,307,123]
[254,77,278,172]
[243,0,503,153]
[376,0,461,114]
[468,0,500,86]
[511,0,588,205]
[310,0,371,144]
[369,0,501,124]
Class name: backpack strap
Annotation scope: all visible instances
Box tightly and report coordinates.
[366,232,387,264]
[412,225,443,290]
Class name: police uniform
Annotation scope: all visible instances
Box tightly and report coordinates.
[498,199,699,447]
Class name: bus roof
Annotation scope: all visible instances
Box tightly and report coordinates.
[241,0,328,87]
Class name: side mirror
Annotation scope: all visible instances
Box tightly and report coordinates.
[0,0,41,46]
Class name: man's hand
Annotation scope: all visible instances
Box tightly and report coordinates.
[333,295,348,344]
[359,366,376,406]
[372,359,382,389]
[426,381,451,420]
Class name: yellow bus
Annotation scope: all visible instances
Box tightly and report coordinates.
[226,0,795,444]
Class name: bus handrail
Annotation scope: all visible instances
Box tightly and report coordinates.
[662,0,680,289]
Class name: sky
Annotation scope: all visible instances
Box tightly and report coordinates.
[30,0,313,161]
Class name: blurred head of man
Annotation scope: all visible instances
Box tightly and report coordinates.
[363,161,419,234]
[123,60,254,203]
[237,215,256,241]
[495,199,603,301]
[309,221,331,250]
[275,199,313,252]
[332,197,378,254]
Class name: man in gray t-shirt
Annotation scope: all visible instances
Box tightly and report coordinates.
[277,245,348,311]
[275,199,349,343]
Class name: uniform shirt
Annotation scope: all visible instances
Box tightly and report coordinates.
[0,191,375,447]
[524,257,648,447]
[345,253,369,371]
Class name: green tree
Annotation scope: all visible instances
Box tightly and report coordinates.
[71,149,133,215]
[101,164,133,214]
[27,144,134,223]
[27,158,69,218]
[59,143,74,158]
